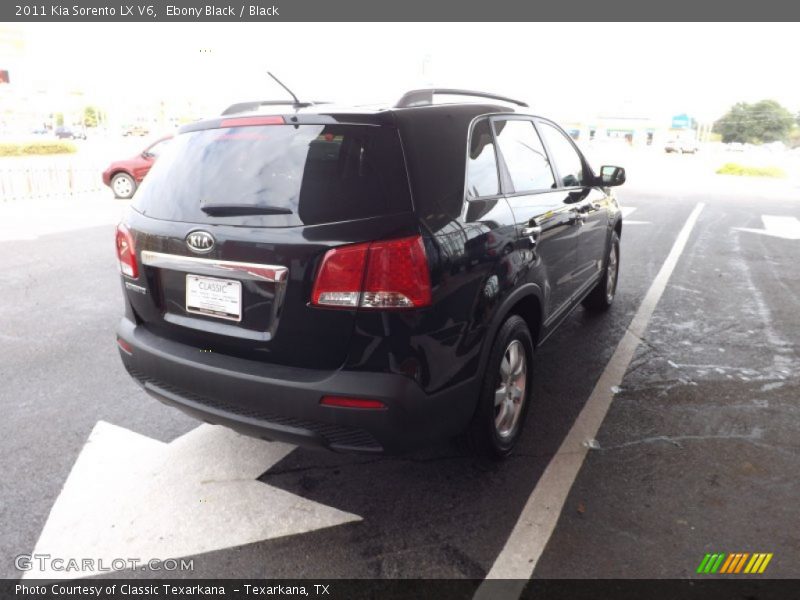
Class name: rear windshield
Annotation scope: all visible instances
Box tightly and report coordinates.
[133,123,412,227]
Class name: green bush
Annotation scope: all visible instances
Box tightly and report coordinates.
[716,163,786,178]
[0,141,78,157]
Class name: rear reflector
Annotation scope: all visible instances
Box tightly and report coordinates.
[115,223,139,279]
[311,235,432,310]
[320,396,386,410]
[220,115,285,127]
[116,337,133,354]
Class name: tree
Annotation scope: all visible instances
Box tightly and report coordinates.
[789,127,800,149]
[83,106,99,128]
[712,99,794,144]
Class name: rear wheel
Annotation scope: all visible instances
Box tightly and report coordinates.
[582,231,620,311]
[462,315,534,459]
[111,173,136,199]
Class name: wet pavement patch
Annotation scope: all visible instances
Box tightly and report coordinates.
[534,378,799,578]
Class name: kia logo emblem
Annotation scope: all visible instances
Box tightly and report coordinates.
[186,231,215,253]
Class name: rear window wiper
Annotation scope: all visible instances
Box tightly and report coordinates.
[200,203,293,216]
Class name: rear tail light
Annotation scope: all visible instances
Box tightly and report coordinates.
[320,396,386,410]
[311,244,368,308]
[115,223,139,278]
[311,235,431,310]
[362,237,432,308]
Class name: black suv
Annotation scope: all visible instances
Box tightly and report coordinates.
[115,89,625,458]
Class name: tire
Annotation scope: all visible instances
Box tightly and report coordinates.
[111,173,137,199]
[582,231,620,312]
[461,315,534,459]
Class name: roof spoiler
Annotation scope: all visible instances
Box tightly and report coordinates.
[394,88,528,109]
[221,100,330,116]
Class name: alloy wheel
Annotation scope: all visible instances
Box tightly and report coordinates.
[494,340,527,438]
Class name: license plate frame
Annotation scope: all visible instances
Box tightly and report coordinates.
[185,274,242,322]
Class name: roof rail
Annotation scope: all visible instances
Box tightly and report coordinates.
[221,100,329,116]
[394,88,528,109]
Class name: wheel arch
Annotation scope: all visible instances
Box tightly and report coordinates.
[477,284,544,378]
[110,169,135,181]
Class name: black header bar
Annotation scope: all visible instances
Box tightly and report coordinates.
[2,0,799,22]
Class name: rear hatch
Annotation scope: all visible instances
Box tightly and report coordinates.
[120,114,417,370]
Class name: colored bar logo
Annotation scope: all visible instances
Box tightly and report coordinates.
[696,552,773,574]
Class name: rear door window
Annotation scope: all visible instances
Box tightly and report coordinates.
[466,119,500,199]
[134,124,412,227]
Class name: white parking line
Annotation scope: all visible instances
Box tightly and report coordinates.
[620,206,650,225]
[475,203,705,597]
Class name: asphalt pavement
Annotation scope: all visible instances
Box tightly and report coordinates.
[0,151,798,582]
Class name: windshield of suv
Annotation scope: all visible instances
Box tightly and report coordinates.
[133,123,412,227]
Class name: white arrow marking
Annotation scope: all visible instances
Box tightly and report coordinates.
[25,422,361,580]
[735,215,800,240]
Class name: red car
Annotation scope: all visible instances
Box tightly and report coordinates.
[102,136,172,199]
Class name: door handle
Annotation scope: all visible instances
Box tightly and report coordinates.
[521,225,542,246]
[570,209,587,225]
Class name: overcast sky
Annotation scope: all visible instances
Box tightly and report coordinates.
[10,22,800,122]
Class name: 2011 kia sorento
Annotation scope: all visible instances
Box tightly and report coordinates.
[115,89,626,458]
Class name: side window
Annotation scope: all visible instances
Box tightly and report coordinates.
[538,122,586,188]
[146,139,170,157]
[466,119,500,199]
[493,119,555,193]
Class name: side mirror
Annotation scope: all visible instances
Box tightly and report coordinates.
[599,165,626,187]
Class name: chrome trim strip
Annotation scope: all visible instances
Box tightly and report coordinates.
[140,250,289,283]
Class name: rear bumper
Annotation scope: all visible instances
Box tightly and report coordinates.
[116,317,478,454]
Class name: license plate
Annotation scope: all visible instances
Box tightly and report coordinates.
[185,274,242,322]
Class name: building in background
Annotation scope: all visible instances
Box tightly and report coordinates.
[562,106,703,149]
